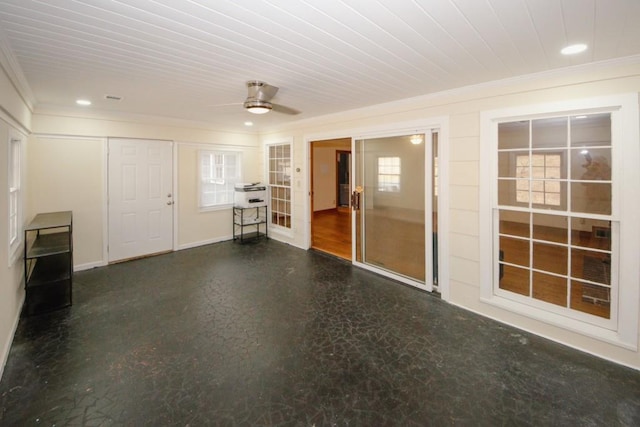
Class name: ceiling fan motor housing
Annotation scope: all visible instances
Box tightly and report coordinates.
[246,80,278,101]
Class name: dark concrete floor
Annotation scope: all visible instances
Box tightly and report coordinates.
[1,239,639,426]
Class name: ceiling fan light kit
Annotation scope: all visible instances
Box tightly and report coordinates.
[244,98,272,114]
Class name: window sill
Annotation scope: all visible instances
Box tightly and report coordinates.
[480,294,637,351]
[199,203,234,213]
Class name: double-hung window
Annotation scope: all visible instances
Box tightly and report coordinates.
[199,150,241,209]
[497,115,613,320]
[481,94,640,348]
[377,156,401,192]
[8,134,22,264]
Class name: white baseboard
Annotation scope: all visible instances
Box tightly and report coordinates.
[177,235,233,251]
[74,260,107,272]
[0,292,24,381]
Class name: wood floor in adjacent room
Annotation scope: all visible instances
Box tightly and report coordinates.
[312,208,351,260]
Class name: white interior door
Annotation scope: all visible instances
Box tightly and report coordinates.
[108,138,174,262]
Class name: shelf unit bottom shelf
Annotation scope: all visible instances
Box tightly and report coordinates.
[25,280,72,316]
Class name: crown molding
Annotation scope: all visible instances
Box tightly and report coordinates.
[33,104,261,136]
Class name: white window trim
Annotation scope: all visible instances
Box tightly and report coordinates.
[7,130,23,266]
[480,93,640,350]
[264,140,294,237]
[197,149,242,211]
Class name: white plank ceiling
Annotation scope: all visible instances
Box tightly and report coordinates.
[0,0,639,131]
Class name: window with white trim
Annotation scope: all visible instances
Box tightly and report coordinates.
[497,114,614,322]
[481,94,640,349]
[198,150,242,208]
[8,135,21,263]
[267,143,292,229]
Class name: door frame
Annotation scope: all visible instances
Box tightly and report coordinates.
[303,117,450,300]
[309,139,352,256]
[336,150,351,209]
[106,137,176,263]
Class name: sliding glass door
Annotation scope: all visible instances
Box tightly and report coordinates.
[353,133,433,291]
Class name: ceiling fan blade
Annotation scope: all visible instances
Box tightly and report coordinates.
[206,102,243,108]
[271,103,301,115]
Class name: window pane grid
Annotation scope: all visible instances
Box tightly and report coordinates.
[497,113,614,321]
[8,138,20,249]
[268,143,292,229]
[199,150,242,208]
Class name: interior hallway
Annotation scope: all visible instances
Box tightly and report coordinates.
[1,239,639,425]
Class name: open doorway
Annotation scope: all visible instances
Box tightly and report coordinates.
[310,138,352,260]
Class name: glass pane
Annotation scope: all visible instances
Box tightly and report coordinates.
[499,210,529,238]
[533,242,567,275]
[533,272,567,307]
[570,281,611,319]
[571,113,611,147]
[358,136,425,282]
[571,148,611,181]
[571,249,610,285]
[499,236,529,267]
[498,150,529,178]
[283,144,291,158]
[532,213,567,244]
[532,117,567,149]
[531,180,566,210]
[498,121,529,149]
[571,218,611,251]
[499,264,530,296]
[499,179,528,207]
[571,182,611,215]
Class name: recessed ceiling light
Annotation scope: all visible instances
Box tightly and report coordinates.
[244,121,253,126]
[561,44,587,55]
[76,99,91,106]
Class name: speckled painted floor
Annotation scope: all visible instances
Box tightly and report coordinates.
[1,239,639,426]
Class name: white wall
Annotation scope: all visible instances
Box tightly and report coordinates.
[27,136,104,269]
[177,142,261,249]
[0,64,31,379]
[30,114,260,265]
[260,59,640,369]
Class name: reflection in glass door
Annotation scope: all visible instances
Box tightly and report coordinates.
[353,133,432,290]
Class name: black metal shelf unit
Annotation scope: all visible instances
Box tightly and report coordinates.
[24,211,73,315]
[233,206,267,243]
